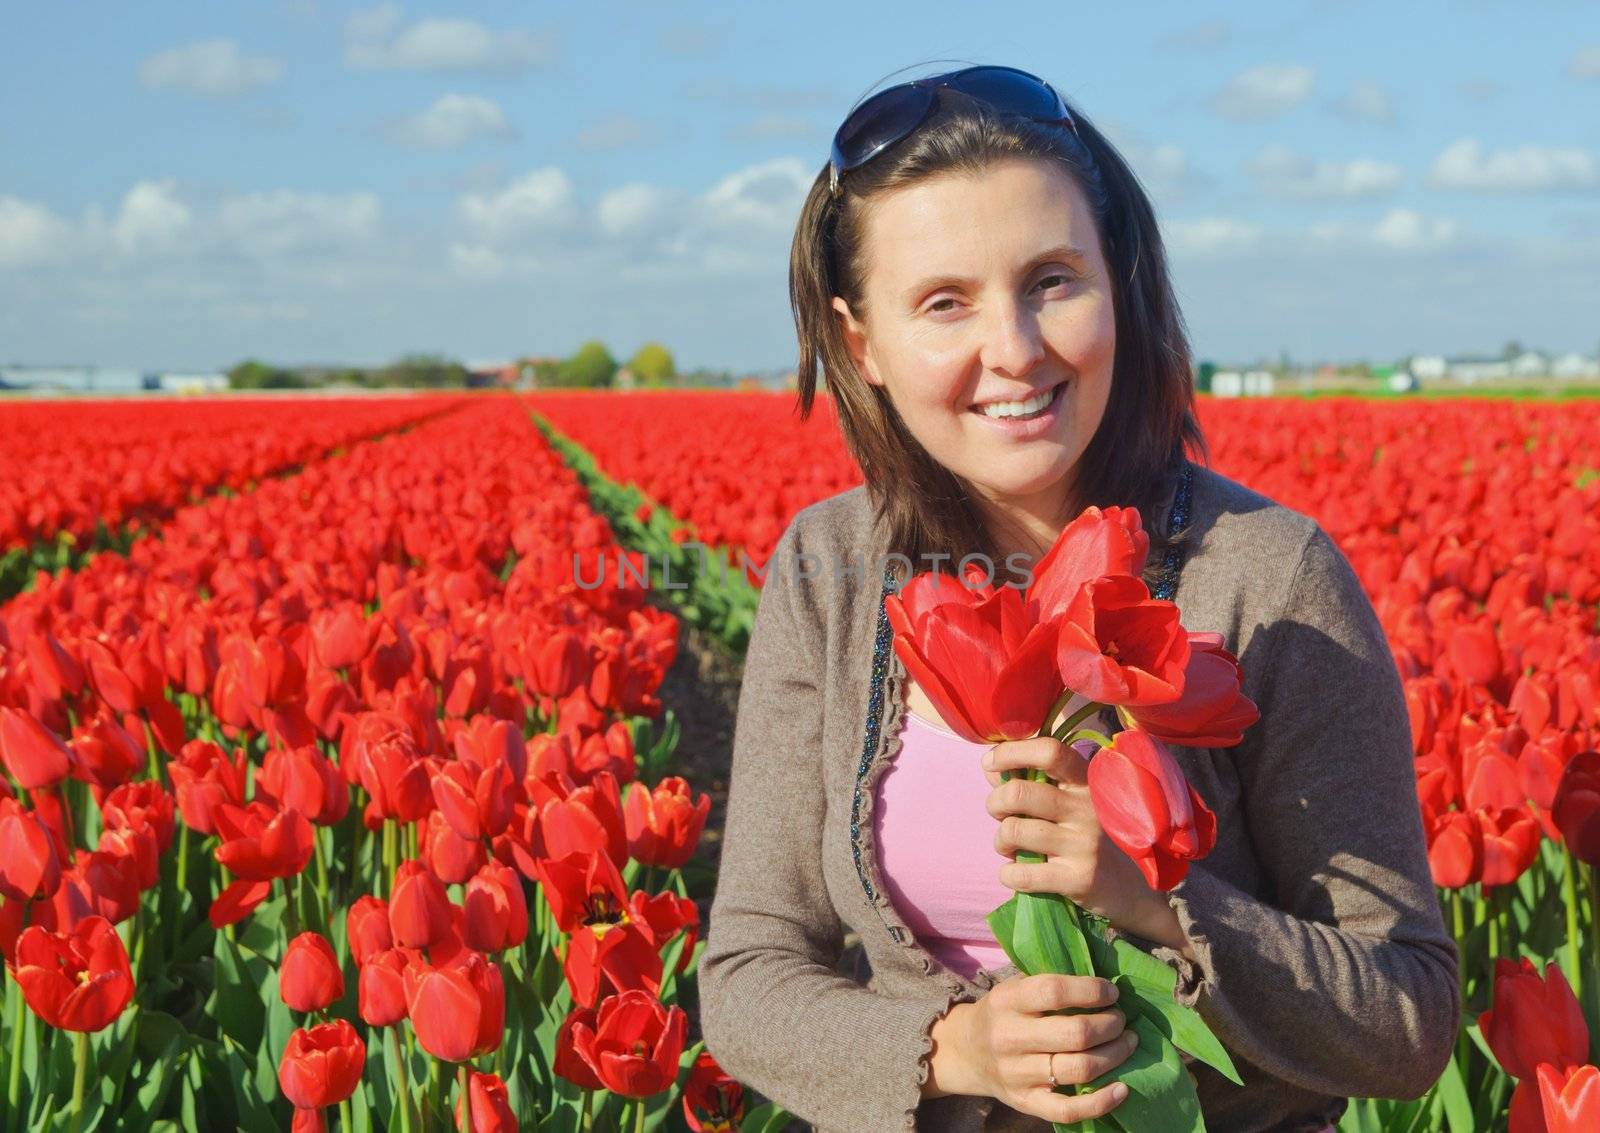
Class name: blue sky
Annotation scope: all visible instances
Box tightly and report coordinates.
[2,0,1598,372]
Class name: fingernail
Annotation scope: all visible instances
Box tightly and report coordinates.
[1102,980,1118,1001]
[981,750,994,768]
[1111,1083,1129,1102]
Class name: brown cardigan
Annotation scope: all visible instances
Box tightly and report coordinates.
[696,461,1459,1133]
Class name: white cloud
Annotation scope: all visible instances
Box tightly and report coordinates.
[457,169,577,241]
[0,197,73,268]
[1427,139,1600,193]
[447,243,508,280]
[1307,209,1459,253]
[1330,81,1394,125]
[1568,45,1600,80]
[387,94,515,149]
[1245,144,1403,199]
[217,191,382,257]
[1211,64,1315,121]
[112,180,193,254]
[597,184,667,237]
[1165,217,1263,256]
[697,157,811,233]
[346,7,554,73]
[138,39,283,98]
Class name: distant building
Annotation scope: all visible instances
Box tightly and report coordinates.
[614,366,636,391]
[1408,355,1448,380]
[156,372,229,394]
[1509,350,1549,377]
[1447,356,1512,383]
[0,365,147,392]
[1552,352,1600,379]
[1388,371,1419,393]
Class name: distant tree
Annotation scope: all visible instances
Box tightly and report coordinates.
[374,353,469,388]
[556,340,618,388]
[628,342,676,386]
[1502,339,1524,361]
[1195,361,1216,393]
[227,359,304,390]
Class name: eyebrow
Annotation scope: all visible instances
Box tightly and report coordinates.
[901,244,1089,305]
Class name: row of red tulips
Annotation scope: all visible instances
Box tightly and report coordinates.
[0,396,765,1132]
[0,396,464,557]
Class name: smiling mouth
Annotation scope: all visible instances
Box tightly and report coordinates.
[969,379,1069,420]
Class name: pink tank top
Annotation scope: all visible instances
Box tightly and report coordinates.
[872,708,1016,980]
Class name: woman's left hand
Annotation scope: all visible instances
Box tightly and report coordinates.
[983,736,1169,940]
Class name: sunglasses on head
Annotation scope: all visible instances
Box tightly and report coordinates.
[828,65,1079,198]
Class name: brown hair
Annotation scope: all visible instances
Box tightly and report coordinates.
[788,70,1209,591]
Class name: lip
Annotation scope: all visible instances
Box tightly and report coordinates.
[968,379,1069,439]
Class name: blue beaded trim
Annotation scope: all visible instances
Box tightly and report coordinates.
[850,460,1195,908]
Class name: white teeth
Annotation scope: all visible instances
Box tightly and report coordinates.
[976,384,1058,418]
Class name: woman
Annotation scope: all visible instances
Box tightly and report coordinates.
[696,65,1459,1133]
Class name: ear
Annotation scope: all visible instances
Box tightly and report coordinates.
[831,296,884,388]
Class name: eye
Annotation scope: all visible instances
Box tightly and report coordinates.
[926,296,958,314]
[1035,272,1074,293]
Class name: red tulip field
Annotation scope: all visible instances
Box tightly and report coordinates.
[1,388,1598,1131]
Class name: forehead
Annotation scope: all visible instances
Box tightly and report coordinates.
[858,159,1098,285]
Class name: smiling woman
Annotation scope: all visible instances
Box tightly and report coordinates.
[697,62,1458,1133]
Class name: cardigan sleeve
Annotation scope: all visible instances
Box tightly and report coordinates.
[1145,522,1460,1100]
[695,517,973,1133]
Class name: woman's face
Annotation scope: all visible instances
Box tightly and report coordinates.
[833,157,1116,538]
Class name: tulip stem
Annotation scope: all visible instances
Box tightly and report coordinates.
[68,1030,88,1133]
[1587,862,1600,979]
[382,822,397,898]
[1048,700,1105,743]
[457,1064,470,1130]
[1562,841,1583,1001]
[6,980,23,1133]
[389,1026,413,1133]
[340,1098,352,1133]
[578,1089,593,1132]
[1062,728,1113,751]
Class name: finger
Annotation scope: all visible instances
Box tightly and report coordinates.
[994,815,1064,860]
[1027,1008,1126,1054]
[986,737,1093,788]
[1021,973,1119,1014]
[1042,1029,1142,1087]
[983,737,1062,775]
[985,777,1070,823]
[1024,1081,1130,1124]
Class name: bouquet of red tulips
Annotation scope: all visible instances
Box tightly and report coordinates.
[885,505,1256,1133]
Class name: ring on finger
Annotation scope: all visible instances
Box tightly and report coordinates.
[1046,1051,1058,1089]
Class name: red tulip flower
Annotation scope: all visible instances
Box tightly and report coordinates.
[281,932,345,1013]
[0,706,74,790]
[0,798,62,901]
[1084,729,1217,890]
[624,776,710,869]
[1553,750,1600,866]
[257,745,350,827]
[1537,1063,1600,1133]
[389,860,455,948]
[406,952,504,1062]
[457,1071,517,1133]
[358,948,410,1027]
[210,802,316,927]
[277,1019,365,1109]
[346,895,394,967]
[1478,957,1589,1081]
[37,848,141,930]
[168,739,248,836]
[1023,504,1150,622]
[884,564,1063,744]
[1055,575,1189,708]
[1477,805,1541,888]
[566,988,687,1097]
[1425,810,1483,889]
[682,1049,745,1133]
[463,862,528,953]
[1122,631,1259,747]
[553,1004,605,1090]
[12,915,134,1032]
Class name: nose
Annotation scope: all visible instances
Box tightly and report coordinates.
[977,297,1046,379]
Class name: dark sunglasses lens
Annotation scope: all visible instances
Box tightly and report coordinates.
[945,66,1064,119]
[833,85,935,171]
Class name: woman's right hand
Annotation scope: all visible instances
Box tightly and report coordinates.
[958,972,1137,1124]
